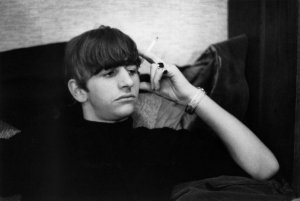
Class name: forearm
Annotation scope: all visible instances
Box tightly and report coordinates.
[193,91,279,180]
[138,51,279,180]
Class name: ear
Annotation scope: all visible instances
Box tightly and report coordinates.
[68,79,88,103]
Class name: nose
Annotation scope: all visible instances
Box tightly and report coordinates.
[118,67,134,88]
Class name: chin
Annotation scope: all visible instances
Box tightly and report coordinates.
[115,104,135,119]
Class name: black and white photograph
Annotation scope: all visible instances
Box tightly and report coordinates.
[0,0,299,200]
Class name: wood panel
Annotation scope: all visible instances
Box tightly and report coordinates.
[228,0,298,186]
[294,0,300,195]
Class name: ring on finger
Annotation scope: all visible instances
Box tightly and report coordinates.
[157,62,164,68]
[158,66,168,75]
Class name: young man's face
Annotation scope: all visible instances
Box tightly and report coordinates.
[82,65,140,122]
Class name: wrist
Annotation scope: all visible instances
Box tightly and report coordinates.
[184,86,200,103]
[185,87,206,114]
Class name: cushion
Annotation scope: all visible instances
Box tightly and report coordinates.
[0,120,21,139]
[132,35,249,131]
[0,121,23,199]
[0,195,21,201]
[0,43,70,130]
[171,176,295,201]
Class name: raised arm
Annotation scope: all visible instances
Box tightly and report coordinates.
[139,50,279,180]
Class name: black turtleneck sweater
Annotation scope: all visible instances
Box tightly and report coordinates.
[4,117,244,201]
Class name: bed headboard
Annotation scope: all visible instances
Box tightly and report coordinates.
[0,35,249,133]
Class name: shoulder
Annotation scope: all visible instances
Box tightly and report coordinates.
[132,127,191,141]
[131,127,194,148]
[132,126,215,141]
[132,126,222,150]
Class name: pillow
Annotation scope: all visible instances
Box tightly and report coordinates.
[0,121,22,200]
[0,120,21,139]
[0,43,69,130]
[132,35,249,131]
[0,195,21,201]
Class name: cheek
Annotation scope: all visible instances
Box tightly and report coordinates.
[89,83,114,105]
[133,75,140,93]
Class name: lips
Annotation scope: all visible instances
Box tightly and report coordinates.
[115,94,136,101]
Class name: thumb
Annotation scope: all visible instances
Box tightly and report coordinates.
[139,82,152,92]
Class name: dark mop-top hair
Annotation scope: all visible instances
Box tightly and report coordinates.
[64,25,141,90]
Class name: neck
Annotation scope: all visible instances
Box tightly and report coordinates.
[84,116,130,124]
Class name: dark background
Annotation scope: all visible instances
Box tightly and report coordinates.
[228,0,299,196]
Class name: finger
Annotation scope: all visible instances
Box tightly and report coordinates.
[150,63,158,90]
[139,49,163,64]
[153,67,167,91]
[139,82,152,92]
[138,59,151,75]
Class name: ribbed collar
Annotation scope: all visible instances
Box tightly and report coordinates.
[78,117,134,134]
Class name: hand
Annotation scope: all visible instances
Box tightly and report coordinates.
[139,50,197,105]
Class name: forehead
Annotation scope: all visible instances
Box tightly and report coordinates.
[91,65,138,78]
[102,64,138,71]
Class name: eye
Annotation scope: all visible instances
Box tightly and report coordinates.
[126,66,138,76]
[103,69,116,78]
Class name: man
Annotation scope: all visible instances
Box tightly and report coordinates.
[24,25,279,201]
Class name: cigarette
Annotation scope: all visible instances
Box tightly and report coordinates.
[146,36,159,52]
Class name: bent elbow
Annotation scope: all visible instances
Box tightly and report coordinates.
[253,158,280,181]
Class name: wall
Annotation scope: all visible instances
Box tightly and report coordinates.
[0,0,227,66]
